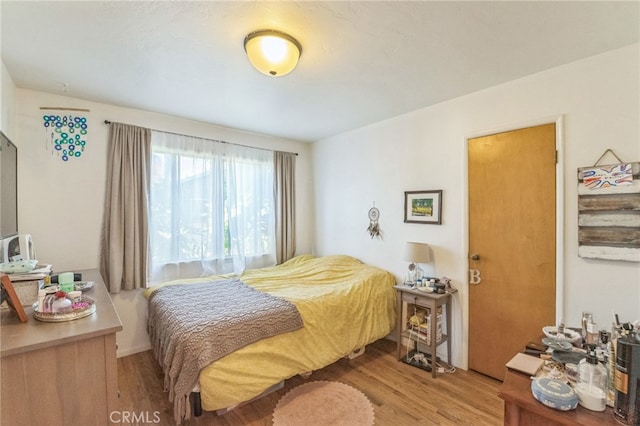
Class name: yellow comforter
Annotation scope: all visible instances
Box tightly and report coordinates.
[144,254,397,411]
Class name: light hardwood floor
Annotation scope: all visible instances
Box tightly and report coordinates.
[117,339,504,425]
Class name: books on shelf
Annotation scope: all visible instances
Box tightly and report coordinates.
[408,320,443,345]
[408,328,443,345]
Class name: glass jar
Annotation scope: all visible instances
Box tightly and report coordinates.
[576,344,607,411]
[52,296,72,313]
[587,320,599,345]
[582,312,593,342]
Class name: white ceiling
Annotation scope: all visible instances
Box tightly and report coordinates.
[1,1,638,142]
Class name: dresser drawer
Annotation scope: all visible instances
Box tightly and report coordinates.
[401,290,433,306]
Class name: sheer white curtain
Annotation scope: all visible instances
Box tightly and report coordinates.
[149,131,275,283]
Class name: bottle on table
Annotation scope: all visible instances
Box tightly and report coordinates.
[576,344,607,411]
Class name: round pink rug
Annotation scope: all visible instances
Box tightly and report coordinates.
[272,381,375,426]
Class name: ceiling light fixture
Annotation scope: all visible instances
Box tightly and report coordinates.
[243,29,302,77]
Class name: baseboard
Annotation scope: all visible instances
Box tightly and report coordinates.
[117,342,152,358]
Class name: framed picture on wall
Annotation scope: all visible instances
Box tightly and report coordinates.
[404,190,443,224]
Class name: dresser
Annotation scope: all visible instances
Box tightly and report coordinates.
[499,335,617,426]
[1,269,123,425]
[499,366,617,425]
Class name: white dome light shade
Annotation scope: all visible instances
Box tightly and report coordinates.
[244,30,302,77]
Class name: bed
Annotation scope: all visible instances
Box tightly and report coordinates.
[143,254,397,423]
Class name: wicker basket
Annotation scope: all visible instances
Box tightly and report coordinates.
[12,279,44,306]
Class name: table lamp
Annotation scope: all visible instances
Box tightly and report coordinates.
[404,242,430,284]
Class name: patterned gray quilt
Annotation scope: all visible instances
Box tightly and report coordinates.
[147,278,303,424]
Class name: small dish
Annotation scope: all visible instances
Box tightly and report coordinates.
[552,349,586,365]
[416,286,434,293]
[542,337,573,351]
[74,281,94,291]
[542,326,581,344]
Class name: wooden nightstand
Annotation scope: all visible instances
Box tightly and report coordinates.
[394,284,453,378]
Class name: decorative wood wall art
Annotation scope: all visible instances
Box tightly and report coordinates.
[577,149,640,262]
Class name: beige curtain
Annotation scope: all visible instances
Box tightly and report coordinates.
[99,123,151,293]
[274,151,296,264]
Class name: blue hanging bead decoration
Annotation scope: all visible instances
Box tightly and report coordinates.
[43,113,89,162]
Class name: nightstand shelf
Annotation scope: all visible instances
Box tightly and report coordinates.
[394,285,453,378]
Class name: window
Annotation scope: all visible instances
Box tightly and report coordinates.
[148,131,275,282]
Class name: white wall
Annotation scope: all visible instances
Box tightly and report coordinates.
[1,61,16,137]
[13,89,313,356]
[7,45,639,362]
[312,44,640,369]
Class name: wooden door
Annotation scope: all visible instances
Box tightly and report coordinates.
[468,123,556,380]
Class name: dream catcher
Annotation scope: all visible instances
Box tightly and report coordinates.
[367,203,382,239]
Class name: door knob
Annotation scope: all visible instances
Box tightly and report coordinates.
[469,254,481,284]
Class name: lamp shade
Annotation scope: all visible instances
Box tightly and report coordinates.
[244,29,301,77]
[403,242,431,263]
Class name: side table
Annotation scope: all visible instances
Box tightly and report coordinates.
[394,284,454,378]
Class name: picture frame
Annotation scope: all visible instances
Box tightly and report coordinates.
[404,190,443,224]
[1,273,28,322]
